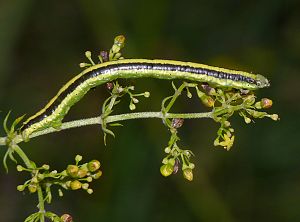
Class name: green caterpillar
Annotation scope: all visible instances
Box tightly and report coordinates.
[19,58,270,139]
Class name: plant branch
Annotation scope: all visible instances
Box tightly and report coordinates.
[0,111,213,146]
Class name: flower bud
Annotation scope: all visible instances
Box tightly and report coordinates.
[70,180,81,190]
[67,165,79,178]
[85,51,92,58]
[168,158,175,166]
[87,176,93,182]
[160,164,173,177]
[75,155,83,163]
[114,35,126,48]
[79,62,90,68]
[28,183,37,193]
[200,95,214,107]
[173,159,180,174]
[162,157,169,164]
[270,114,279,121]
[144,92,150,97]
[31,177,38,183]
[183,168,193,181]
[129,103,136,110]
[261,98,273,109]
[61,214,73,222]
[82,183,89,190]
[224,121,231,127]
[201,84,216,95]
[16,165,23,172]
[92,170,102,179]
[87,188,94,194]
[164,147,171,154]
[100,51,109,62]
[42,164,50,170]
[132,98,139,103]
[17,185,25,191]
[77,169,88,178]
[189,163,195,169]
[88,160,101,172]
[58,189,64,197]
[106,82,114,90]
[171,118,184,129]
[244,116,251,124]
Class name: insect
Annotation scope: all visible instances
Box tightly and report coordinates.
[19,58,270,139]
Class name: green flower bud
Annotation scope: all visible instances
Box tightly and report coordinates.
[87,188,93,194]
[28,183,37,193]
[164,147,171,153]
[70,180,81,190]
[160,164,173,177]
[31,177,38,183]
[92,170,102,179]
[75,155,83,163]
[79,62,90,68]
[65,181,71,188]
[168,158,175,166]
[61,214,73,222]
[67,165,79,177]
[200,95,214,107]
[16,165,23,172]
[82,183,89,190]
[114,35,126,48]
[58,189,64,197]
[224,121,231,127]
[85,51,92,58]
[86,176,93,182]
[37,174,45,181]
[183,168,193,181]
[270,114,279,121]
[254,101,262,109]
[129,103,136,110]
[77,169,88,178]
[42,164,50,170]
[144,92,150,97]
[189,163,195,169]
[17,185,25,191]
[162,158,169,164]
[88,160,101,172]
[132,98,139,103]
[244,116,251,124]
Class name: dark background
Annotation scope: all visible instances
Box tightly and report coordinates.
[0,0,299,221]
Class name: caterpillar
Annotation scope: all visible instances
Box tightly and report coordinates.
[19,58,270,139]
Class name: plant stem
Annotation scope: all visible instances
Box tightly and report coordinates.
[37,186,45,222]
[0,111,213,146]
[14,145,46,221]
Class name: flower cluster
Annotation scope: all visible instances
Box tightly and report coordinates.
[17,155,102,198]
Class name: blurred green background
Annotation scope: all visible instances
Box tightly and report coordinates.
[0,0,299,221]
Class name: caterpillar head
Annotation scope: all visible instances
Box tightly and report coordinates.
[256,74,270,88]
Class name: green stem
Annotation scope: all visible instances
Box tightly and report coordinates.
[37,186,45,222]
[14,145,46,221]
[0,111,213,146]
[14,145,33,169]
[164,83,187,113]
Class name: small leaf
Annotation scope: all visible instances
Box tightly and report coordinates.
[171,81,177,91]
[3,150,9,173]
[10,114,26,134]
[3,111,11,134]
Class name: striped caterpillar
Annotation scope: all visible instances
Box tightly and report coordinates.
[19,57,270,140]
